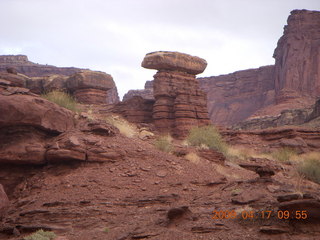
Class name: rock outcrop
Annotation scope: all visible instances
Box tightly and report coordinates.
[0,55,120,104]
[0,82,123,165]
[142,51,210,138]
[122,80,154,101]
[110,96,154,123]
[273,10,320,103]
[0,84,75,165]
[66,71,116,104]
[222,127,320,153]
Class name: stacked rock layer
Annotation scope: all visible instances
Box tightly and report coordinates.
[142,51,210,138]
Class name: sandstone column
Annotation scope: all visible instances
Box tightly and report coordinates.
[142,51,210,138]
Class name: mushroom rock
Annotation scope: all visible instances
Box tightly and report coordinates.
[142,51,210,138]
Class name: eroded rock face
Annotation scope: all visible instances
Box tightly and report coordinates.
[142,51,207,75]
[111,96,154,123]
[199,65,275,125]
[0,86,75,165]
[142,51,210,138]
[273,10,320,102]
[198,10,320,127]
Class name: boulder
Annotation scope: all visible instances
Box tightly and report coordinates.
[0,90,74,133]
[0,72,28,87]
[66,70,115,91]
[0,86,74,164]
[142,51,207,75]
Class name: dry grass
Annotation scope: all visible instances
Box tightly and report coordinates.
[226,146,272,162]
[187,126,228,155]
[105,115,137,138]
[154,134,173,153]
[41,90,78,112]
[185,152,201,164]
[297,152,320,184]
[271,147,297,163]
[23,229,56,240]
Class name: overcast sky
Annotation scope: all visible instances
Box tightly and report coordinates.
[0,0,319,99]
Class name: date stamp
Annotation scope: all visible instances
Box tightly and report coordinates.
[211,209,308,220]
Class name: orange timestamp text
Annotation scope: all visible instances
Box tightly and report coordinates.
[211,210,308,220]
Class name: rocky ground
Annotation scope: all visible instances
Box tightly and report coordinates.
[1,100,320,240]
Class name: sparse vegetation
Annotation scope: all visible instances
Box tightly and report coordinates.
[42,90,78,112]
[297,153,320,184]
[154,135,173,153]
[187,126,228,155]
[271,147,297,163]
[105,115,137,138]
[23,229,56,240]
[185,152,201,164]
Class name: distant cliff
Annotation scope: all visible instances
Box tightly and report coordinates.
[199,9,320,126]
[0,55,120,104]
[0,55,83,77]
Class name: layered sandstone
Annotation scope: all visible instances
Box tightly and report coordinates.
[66,71,116,104]
[142,51,210,138]
[110,96,154,123]
[273,10,320,103]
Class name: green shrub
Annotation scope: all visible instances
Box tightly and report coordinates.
[187,126,228,155]
[298,158,320,184]
[272,147,297,163]
[154,135,173,153]
[42,90,78,112]
[24,229,56,240]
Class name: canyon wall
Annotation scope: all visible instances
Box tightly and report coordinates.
[273,9,320,103]
[198,65,275,125]
[199,9,320,126]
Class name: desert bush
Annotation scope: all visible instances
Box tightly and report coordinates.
[154,135,173,153]
[24,229,56,240]
[187,126,228,155]
[298,154,320,184]
[185,152,201,164]
[42,90,78,112]
[271,147,297,163]
[105,115,137,138]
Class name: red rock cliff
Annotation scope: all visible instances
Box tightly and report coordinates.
[199,9,320,126]
[199,65,275,125]
[273,10,320,103]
